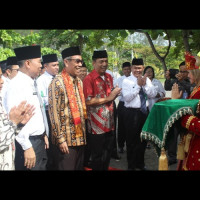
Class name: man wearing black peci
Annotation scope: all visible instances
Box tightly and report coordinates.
[122,58,157,170]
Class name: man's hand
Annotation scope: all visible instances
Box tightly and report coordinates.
[107,86,122,101]
[59,141,69,154]
[24,147,36,169]
[44,135,49,149]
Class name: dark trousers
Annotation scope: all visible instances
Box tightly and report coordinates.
[46,110,56,170]
[83,119,92,167]
[111,101,119,157]
[15,134,47,170]
[117,101,126,149]
[90,131,114,170]
[166,122,179,162]
[54,145,85,170]
[123,107,147,170]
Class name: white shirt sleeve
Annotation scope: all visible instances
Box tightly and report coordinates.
[143,77,157,98]
[156,79,166,98]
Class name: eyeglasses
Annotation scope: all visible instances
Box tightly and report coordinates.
[67,58,83,64]
[180,71,188,73]
[11,68,19,72]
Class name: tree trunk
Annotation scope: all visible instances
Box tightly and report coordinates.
[78,34,83,53]
[143,31,169,72]
[182,30,190,52]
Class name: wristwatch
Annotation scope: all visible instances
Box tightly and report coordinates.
[17,123,25,129]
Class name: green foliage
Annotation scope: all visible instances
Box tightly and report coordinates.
[21,32,41,46]
[0,30,23,48]
[0,48,15,61]
[2,29,200,78]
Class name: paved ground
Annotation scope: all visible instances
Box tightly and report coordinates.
[109,143,178,171]
[109,90,178,171]
[108,88,177,171]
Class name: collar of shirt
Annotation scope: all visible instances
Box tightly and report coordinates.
[44,71,54,78]
[129,72,139,83]
[17,71,34,86]
[91,69,111,80]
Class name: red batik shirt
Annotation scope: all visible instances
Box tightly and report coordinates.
[83,69,114,135]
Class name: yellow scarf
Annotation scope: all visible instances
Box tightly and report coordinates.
[61,68,87,138]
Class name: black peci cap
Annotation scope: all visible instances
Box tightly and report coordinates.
[14,45,41,61]
[122,62,131,68]
[61,46,81,60]
[42,54,58,64]
[7,56,18,66]
[132,58,144,65]
[92,50,108,60]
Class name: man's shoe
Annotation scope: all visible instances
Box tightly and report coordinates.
[168,159,177,166]
[118,147,124,153]
[115,154,121,161]
[111,154,121,161]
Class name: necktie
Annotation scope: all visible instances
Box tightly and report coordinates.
[139,88,147,114]
[34,80,49,137]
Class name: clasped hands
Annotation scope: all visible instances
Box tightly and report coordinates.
[137,74,147,87]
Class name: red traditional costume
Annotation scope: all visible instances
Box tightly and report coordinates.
[177,52,200,170]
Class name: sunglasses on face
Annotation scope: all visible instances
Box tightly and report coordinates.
[67,58,83,64]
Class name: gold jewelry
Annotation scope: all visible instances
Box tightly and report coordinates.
[186,116,196,129]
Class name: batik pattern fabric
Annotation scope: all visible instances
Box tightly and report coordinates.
[48,74,86,146]
[83,69,114,135]
[0,96,17,170]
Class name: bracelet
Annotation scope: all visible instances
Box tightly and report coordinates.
[186,116,196,129]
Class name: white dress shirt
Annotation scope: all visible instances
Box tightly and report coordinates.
[5,71,45,150]
[115,75,126,102]
[147,78,166,111]
[122,73,157,109]
[36,71,54,108]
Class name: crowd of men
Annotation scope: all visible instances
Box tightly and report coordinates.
[0,44,193,171]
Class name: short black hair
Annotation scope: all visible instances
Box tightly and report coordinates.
[179,61,185,67]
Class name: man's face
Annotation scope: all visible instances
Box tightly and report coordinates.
[179,65,189,80]
[131,65,144,78]
[45,61,59,76]
[27,58,42,79]
[7,65,19,79]
[78,67,87,80]
[93,58,108,76]
[64,55,83,77]
[122,66,131,77]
